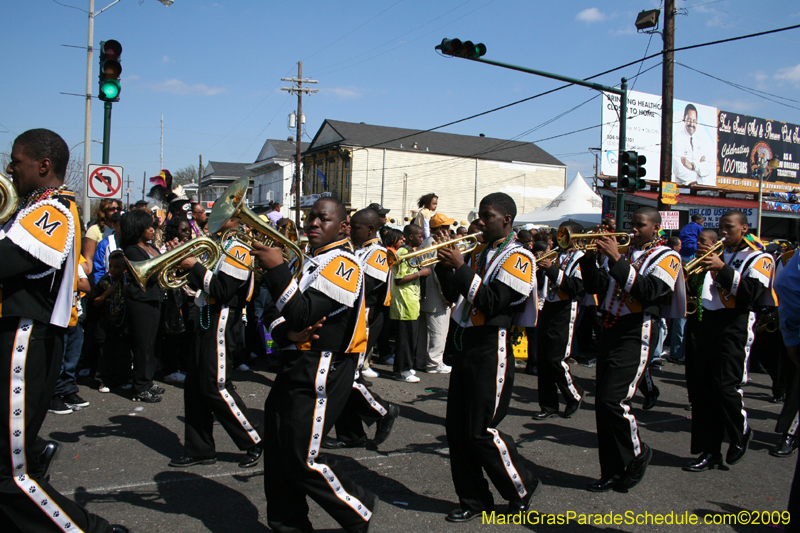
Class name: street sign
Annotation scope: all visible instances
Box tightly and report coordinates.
[87,164,124,199]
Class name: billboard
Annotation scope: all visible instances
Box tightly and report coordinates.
[601,90,800,193]
[717,111,800,193]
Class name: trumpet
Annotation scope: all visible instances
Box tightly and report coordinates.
[756,308,779,333]
[556,227,632,251]
[387,233,481,273]
[535,249,559,266]
[126,236,221,290]
[208,177,308,278]
[684,238,725,276]
[686,296,698,315]
[0,172,19,224]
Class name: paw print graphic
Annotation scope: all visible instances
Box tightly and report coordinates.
[313,433,319,439]
[319,368,326,374]
[53,511,60,518]
[21,324,31,331]
[13,430,21,437]
[13,448,21,454]
[16,345,25,352]
[316,416,322,422]
[13,366,22,373]
[13,408,21,416]
[14,387,22,394]
[317,386,324,392]
[28,486,36,494]
[41,499,49,506]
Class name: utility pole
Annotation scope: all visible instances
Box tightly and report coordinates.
[282,62,318,229]
[198,154,203,202]
[82,0,97,223]
[659,0,676,212]
[125,173,133,207]
[142,170,146,203]
[160,113,164,170]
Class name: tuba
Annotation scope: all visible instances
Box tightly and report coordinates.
[207,177,307,278]
[0,172,20,224]
[125,236,220,290]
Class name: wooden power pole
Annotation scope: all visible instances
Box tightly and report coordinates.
[659,0,676,212]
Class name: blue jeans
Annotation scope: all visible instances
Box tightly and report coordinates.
[54,320,84,397]
[668,317,686,361]
[651,318,667,360]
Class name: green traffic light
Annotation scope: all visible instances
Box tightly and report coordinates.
[101,80,120,100]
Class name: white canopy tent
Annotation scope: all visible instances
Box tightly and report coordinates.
[515,173,602,229]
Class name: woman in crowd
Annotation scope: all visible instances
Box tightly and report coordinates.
[121,210,166,403]
[84,198,123,267]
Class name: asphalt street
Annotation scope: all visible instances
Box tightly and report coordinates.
[40,356,794,532]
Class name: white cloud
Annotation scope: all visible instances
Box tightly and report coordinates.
[576,7,606,23]
[712,99,761,113]
[325,87,363,99]
[149,79,226,96]
[775,64,800,88]
[162,55,174,63]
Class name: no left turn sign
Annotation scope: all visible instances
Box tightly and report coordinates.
[87,164,124,199]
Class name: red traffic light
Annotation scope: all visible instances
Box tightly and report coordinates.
[102,40,122,61]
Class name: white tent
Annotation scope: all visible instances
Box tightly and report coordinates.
[515,172,602,229]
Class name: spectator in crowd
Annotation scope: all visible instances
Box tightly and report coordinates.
[267,201,283,227]
[517,229,534,250]
[391,225,429,383]
[84,198,123,267]
[679,214,705,261]
[190,202,208,237]
[121,209,166,403]
[159,216,193,383]
[91,251,133,392]
[413,193,438,239]
[93,211,122,284]
[456,226,468,236]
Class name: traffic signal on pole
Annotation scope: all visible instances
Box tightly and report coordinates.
[619,151,647,191]
[435,38,487,58]
[98,40,122,102]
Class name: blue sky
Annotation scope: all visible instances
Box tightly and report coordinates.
[3,0,800,203]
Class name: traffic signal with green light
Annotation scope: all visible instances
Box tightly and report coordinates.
[98,40,122,102]
[435,38,486,58]
[619,151,647,191]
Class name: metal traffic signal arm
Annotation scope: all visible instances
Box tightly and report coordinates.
[435,38,630,230]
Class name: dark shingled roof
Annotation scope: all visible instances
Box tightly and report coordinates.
[262,139,309,161]
[204,161,254,178]
[308,119,565,167]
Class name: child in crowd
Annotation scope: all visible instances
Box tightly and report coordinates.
[91,251,132,392]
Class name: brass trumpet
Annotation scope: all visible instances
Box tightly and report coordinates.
[208,177,307,278]
[535,249,559,266]
[756,308,779,333]
[686,296,698,315]
[126,236,221,290]
[0,172,20,224]
[387,233,481,273]
[684,238,726,276]
[556,227,632,251]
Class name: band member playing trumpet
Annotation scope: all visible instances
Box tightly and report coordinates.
[252,197,375,533]
[532,221,585,420]
[436,192,540,522]
[579,207,684,492]
[168,218,264,469]
[323,208,400,450]
[1,129,127,532]
[684,210,776,472]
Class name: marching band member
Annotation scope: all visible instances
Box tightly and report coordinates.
[322,208,399,450]
[253,197,375,533]
[168,218,263,469]
[532,221,585,420]
[579,206,684,492]
[684,209,776,472]
[436,192,540,522]
[1,129,127,531]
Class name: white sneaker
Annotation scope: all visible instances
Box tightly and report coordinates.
[236,363,250,372]
[410,369,416,375]
[428,364,452,374]
[164,372,186,383]
[362,368,379,378]
[98,384,110,393]
[396,371,420,383]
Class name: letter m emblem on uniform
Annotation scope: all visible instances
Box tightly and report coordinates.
[335,261,355,282]
[34,211,62,237]
[233,249,249,263]
[373,253,387,267]
[514,256,529,274]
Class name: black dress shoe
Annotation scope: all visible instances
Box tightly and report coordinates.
[372,403,400,446]
[111,526,130,533]
[587,475,623,492]
[726,428,753,465]
[321,436,367,449]
[239,444,263,468]
[563,396,583,419]
[532,410,558,421]
[39,441,60,481]
[770,435,798,458]
[769,394,786,404]
[507,478,540,513]
[622,443,652,489]
[169,455,217,467]
[642,387,660,410]
[682,452,723,472]
[445,507,483,522]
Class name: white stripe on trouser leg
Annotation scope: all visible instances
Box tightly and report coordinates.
[493,328,508,417]
[560,300,582,401]
[789,413,800,437]
[352,383,388,417]
[621,314,651,458]
[739,312,756,436]
[308,352,372,521]
[215,306,261,445]
[10,318,85,533]
[642,368,654,393]
[487,428,527,498]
